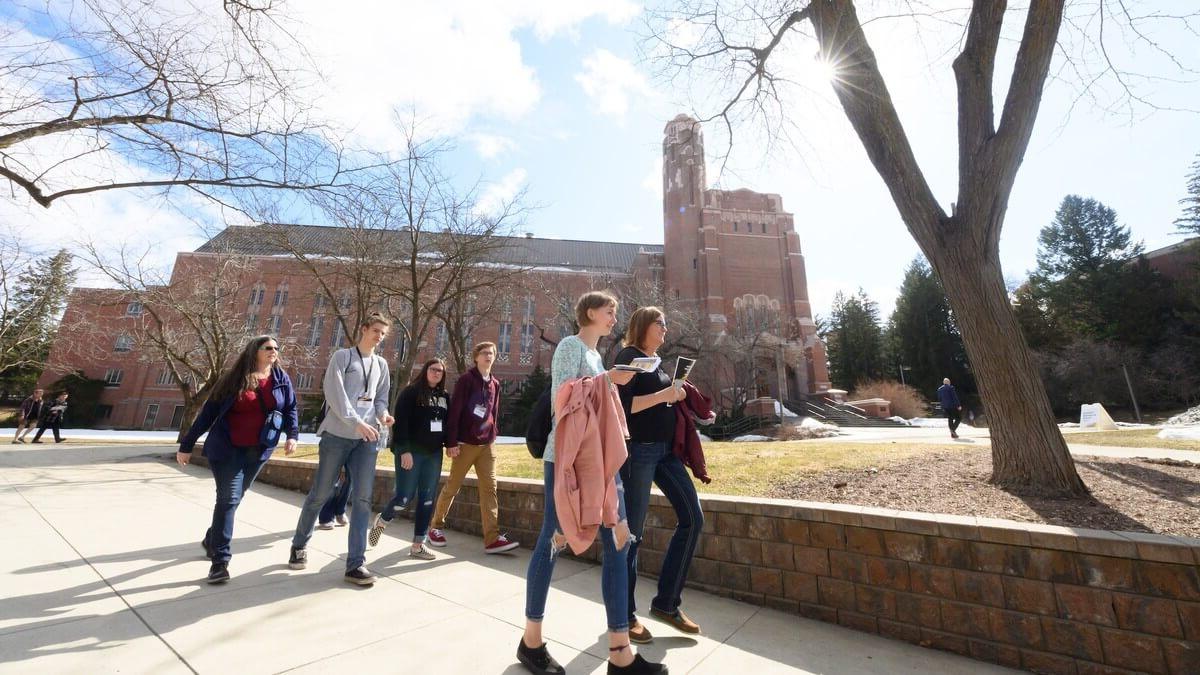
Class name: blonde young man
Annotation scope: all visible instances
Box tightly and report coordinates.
[427,342,519,553]
[288,313,394,585]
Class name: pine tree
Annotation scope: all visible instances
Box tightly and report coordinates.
[824,289,885,389]
[1175,154,1200,236]
[1032,196,1141,340]
[0,249,76,383]
[887,258,973,400]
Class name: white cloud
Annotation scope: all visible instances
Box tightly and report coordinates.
[477,168,528,216]
[288,1,640,145]
[469,133,518,160]
[575,48,653,120]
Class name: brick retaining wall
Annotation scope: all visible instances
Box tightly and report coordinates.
[214,455,1200,674]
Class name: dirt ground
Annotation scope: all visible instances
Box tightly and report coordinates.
[769,448,1200,538]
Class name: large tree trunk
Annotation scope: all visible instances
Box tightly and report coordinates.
[806,0,1087,496]
[930,234,1087,496]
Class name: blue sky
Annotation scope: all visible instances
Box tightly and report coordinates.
[4,1,1198,320]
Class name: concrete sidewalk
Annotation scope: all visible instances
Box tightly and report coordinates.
[0,444,1017,675]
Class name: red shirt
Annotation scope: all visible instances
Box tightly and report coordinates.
[227,375,274,447]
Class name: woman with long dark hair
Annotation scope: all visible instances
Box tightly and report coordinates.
[177,335,299,584]
[368,358,450,560]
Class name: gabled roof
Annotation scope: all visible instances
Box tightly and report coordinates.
[195,224,661,274]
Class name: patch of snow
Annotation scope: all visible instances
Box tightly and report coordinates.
[887,416,912,426]
[773,400,799,418]
[1166,405,1200,427]
[698,434,712,442]
[1159,426,1200,442]
[731,434,773,442]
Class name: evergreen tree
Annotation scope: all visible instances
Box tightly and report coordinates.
[0,249,76,385]
[824,289,885,389]
[887,258,973,400]
[502,364,550,436]
[1031,196,1141,341]
[1176,153,1200,236]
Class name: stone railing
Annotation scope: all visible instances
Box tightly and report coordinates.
[225,456,1200,675]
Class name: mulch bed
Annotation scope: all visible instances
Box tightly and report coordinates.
[768,448,1200,538]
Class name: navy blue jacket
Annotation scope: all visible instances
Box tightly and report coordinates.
[937,383,961,411]
[179,366,300,462]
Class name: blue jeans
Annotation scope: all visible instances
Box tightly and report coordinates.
[292,433,379,570]
[620,440,704,621]
[206,447,267,564]
[318,469,352,523]
[525,461,630,632]
[380,450,443,540]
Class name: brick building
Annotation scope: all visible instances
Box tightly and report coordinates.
[40,115,830,429]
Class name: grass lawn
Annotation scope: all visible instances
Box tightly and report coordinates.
[1061,427,1197,452]
[292,439,968,497]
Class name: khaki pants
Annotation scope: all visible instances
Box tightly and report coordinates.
[430,442,499,545]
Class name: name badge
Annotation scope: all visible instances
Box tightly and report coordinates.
[473,403,487,418]
[430,420,443,432]
[357,395,373,402]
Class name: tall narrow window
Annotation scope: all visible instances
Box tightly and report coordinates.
[435,322,448,353]
[113,334,134,352]
[498,322,512,362]
[307,316,324,347]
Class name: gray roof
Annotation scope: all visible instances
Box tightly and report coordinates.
[196,224,661,274]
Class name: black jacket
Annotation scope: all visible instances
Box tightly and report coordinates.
[391,384,449,454]
[41,400,68,424]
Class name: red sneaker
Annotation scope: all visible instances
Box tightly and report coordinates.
[426,529,447,547]
[485,534,519,554]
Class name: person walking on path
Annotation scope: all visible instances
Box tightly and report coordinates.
[176,335,299,584]
[427,342,519,554]
[316,470,351,529]
[288,313,393,586]
[31,392,68,443]
[518,291,666,675]
[12,388,43,443]
[938,377,963,439]
[615,307,703,644]
[368,358,450,560]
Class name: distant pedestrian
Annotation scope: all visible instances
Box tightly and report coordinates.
[12,388,44,443]
[32,392,69,443]
[937,378,962,439]
[176,335,299,584]
[316,470,352,529]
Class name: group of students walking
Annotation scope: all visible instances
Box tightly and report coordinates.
[176,293,709,675]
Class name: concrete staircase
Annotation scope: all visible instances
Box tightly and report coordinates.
[784,398,908,428]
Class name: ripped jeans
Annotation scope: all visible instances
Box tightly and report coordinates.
[379,449,443,541]
[525,460,630,632]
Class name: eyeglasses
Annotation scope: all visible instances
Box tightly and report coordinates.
[429,367,445,373]
[654,320,668,328]
[259,345,280,352]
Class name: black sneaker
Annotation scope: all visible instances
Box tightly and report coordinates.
[516,639,565,675]
[344,566,376,586]
[206,562,229,584]
[288,547,307,570]
[607,653,668,675]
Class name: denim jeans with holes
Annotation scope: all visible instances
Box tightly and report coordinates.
[620,440,704,621]
[380,449,443,540]
[525,461,631,631]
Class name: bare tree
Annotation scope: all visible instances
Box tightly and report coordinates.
[77,241,311,439]
[0,0,364,210]
[647,1,1199,495]
[268,121,529,394]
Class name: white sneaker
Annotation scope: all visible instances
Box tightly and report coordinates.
[409,543,435,561]
[316,521,334,530]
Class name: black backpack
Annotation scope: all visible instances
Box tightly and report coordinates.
[525,387,552,459]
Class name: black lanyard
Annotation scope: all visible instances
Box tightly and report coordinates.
[355,347,374,397]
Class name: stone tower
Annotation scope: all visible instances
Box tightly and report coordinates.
[661,114,831,397]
